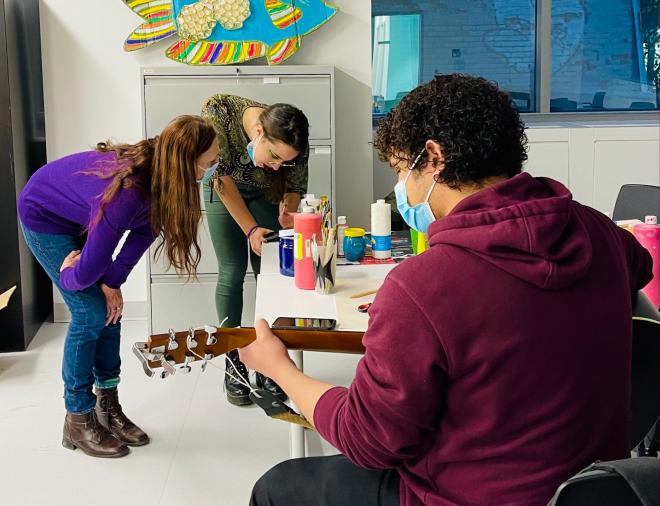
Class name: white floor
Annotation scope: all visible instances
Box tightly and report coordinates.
[0,319,361,506]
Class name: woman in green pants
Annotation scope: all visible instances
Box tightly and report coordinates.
[202,94,309,406]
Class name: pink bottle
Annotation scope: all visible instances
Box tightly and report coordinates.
[633,216,660,308]
[294,207,322,290]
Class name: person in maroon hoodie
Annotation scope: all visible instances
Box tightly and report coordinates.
[240,74,653,506]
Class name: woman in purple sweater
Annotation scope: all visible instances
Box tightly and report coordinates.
[18,115,219,458]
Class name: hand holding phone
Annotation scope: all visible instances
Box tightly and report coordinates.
[263,231,280,243]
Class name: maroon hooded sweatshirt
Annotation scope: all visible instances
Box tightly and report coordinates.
[314,173,653,506]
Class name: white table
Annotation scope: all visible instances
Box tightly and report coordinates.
[254,243,394,458]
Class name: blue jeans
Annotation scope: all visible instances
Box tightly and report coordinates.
[20,223,121,414]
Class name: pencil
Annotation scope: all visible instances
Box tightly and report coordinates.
[349,289,379,299]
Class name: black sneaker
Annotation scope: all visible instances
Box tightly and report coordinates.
[255,372,288,402]
[225,350,252,406]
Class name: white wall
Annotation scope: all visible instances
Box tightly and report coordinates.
[40,0,372,318]
[372,120,660,217]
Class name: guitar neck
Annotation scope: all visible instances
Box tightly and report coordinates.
[215,327,366,354]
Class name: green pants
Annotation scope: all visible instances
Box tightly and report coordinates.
[204,185,280,327]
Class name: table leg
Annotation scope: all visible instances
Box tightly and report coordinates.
[289,350,305,458]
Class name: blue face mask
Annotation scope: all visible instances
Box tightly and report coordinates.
[394,150,436,234]
[247,135,262,166]
[198,162,219,184]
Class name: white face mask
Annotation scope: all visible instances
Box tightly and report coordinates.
[393,149,436,234]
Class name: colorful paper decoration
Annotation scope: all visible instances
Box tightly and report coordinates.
[122,0,338,65]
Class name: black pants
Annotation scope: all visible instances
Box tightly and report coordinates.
[250,455,400,506]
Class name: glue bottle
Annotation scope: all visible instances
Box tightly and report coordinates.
[371,199,391,259]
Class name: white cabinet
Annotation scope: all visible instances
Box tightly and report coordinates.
[142,66,335,333]
[525,121,660,213]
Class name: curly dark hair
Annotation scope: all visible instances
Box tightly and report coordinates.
[373,74,528,189]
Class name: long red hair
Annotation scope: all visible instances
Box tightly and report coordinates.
[90,115,216,276]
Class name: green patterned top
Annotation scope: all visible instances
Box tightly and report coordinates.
[201,94,308,198]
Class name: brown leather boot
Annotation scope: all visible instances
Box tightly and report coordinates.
[62,410,129,458]
[95,387,150,447]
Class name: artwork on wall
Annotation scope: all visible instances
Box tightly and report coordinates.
[122,0,338,65]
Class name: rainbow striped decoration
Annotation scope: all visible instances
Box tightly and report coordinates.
[121,0,338,66]
[166,39,267,65]
[267,36,300,65]
[123,0,176,51]
[265,0,302,29]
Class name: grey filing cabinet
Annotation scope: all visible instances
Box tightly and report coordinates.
[141,66,335,334]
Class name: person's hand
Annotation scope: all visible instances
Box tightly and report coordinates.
[278,201,297,228]
[100,283,124,326]
[249,227,273,256]
[239,319,295,378]
[60,250,81,272]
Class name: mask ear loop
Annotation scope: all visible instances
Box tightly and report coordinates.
[409,148,426,171]
[423,178,437,204]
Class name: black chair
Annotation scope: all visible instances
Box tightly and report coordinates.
[548,293,660,506]
[629,102,656,110]
[581,91,607,111]
[549,458,660,506]
[630,291,660,447]
[612,184,660,223]
[549,467,642,505]
[508,91,531,112]
[551,98,578,112]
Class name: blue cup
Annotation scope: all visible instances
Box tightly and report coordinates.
[279,230,295,277]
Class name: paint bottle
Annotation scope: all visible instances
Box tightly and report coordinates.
[278,229,295,277]
[371,199,391,259]
[294,207,322,290]
[633,215,660,308]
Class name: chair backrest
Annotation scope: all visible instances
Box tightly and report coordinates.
[631,292,660,447]
[630,101,656,110]
[550,98,577,111]
[591,91,606,108]
[549,470,641,506]
[612,184,660,222]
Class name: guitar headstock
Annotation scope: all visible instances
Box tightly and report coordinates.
[133,325,256,379]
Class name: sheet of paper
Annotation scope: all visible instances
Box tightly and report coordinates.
[332,273,380,331]
[0,285,17,310]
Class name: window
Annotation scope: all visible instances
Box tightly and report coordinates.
[372,14,421,117]
[551,0,659,111]
[371,0,660,116]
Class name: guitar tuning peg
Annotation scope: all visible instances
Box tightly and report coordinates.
[201,352,214,372]
[186,328,198,349]
[178,364,192,374]
[204,325,218,346]
[167,329,179,351]
[161,357,176,376]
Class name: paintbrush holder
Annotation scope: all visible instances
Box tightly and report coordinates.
[313,242,337,295]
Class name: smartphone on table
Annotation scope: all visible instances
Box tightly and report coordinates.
[272,317,337,330]
[263,231,280,243]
